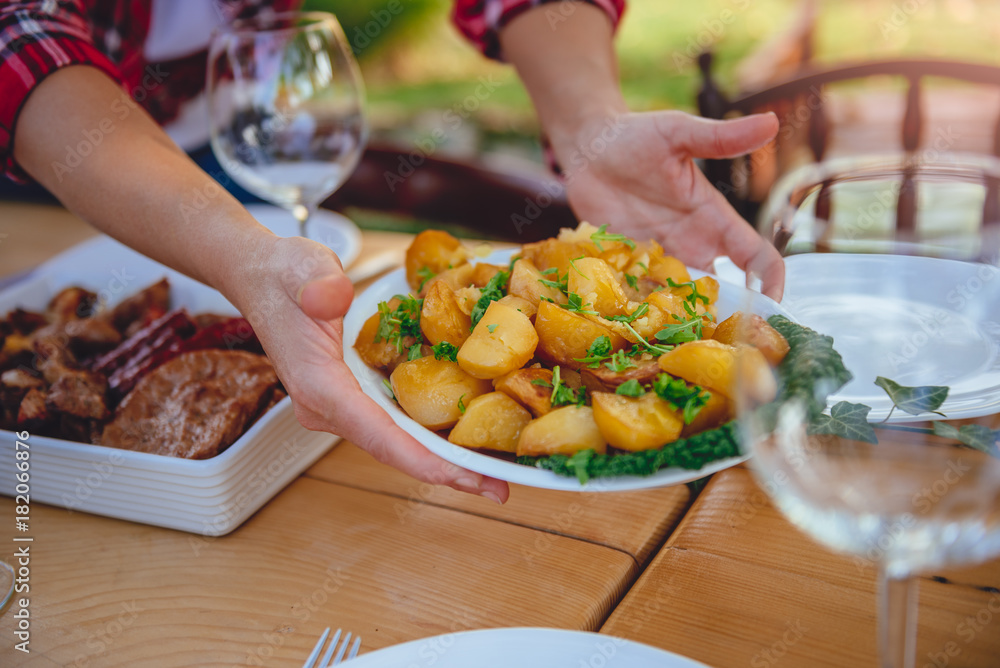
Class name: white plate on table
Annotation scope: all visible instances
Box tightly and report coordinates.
[343,248,793,492]
[244,203,362,268]
[781,253,1000,422]
[347,628,710,668]
[0,235,338,535]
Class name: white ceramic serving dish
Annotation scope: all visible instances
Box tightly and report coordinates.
[344,248,794,492]
[0,235,338,535]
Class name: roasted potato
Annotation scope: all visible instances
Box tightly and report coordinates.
[534,300,627,369]
[457,302,538,379]
[657,339,776,404]
[508,258,566,306]
[448,392,532,452]
[712,312,790,366]
[681,389,732,438]
[516,405,607,457]
[591,391,684,451]
[497,294,537,320]
[420,280,472,347]
[354,299,411,372]
[494,367,555,417]
[405,230,469,291]
[566,257,630,317]
[389,357,493,430]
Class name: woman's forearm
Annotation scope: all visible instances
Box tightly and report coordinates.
[499,3,628,160]
[13,65,274,312]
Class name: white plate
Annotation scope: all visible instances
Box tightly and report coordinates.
[0,235,338,535]
[245,203,362,268]
[343,248,793,491]
[782,253,1000,422]
[347,628,709,668]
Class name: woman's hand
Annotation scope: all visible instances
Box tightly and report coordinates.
[555,111,785,301]
[233,235,510,504]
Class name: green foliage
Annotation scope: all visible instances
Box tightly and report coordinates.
[932,422,1000,456]
[431,341,458,362]
[874,377,949,418]
[574,335,614,368]
[470,269,508,330]
[615,379,646,397]
[808,401,878,444]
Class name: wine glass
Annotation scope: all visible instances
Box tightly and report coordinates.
[207,11,367,237]
[737,153,1000,667]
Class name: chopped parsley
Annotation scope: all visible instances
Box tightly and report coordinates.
[530,378,553,388]
[458,394,467,414]
[607,302,649,324]
[604,349,638,373]
[625,273,639,290]
[666,277,709,306]
[431,341,459,362]
[569,256,589,279]
[407,343,423,361]
[560,292,599,316]
[590,224,636,251]
[470,269,509,330]
[382,379,396,400]
[416,266,435,291]
[573,335,614,368]
[538,268,568,293]
[550,366,586,407]
[487,323,499,334]
[375,294,423,353]
[615,379,646,397]
[652,373,709,424]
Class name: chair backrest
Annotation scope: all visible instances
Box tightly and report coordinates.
[697,56,1000,230]
[322,143,577,242]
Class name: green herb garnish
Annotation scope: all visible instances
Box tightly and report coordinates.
[590,224,636,252]
[560,292,599,316]
[653,374,709,424]
[458,394,467,414]
[470,270,509,330]
[574,335,614,368]
[431,341,459,362]
[616,379,646,397]
[606,302,649,324]
[375,294,423,353]
[550,366,586,407]
[407,343,423,361]
[416,266,435,291]
[666,277,709,305]
[487,323,498,333]
[654,314,703,345]
[604,349,638,373]
[625,274,639,290]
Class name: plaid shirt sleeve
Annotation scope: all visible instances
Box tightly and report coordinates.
[452,0,625,60]
[0,1,124,183]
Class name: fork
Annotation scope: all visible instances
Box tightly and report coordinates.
[302,628,361,667]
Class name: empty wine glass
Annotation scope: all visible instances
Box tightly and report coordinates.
[737,153,1000,667]
[207,11,367,236]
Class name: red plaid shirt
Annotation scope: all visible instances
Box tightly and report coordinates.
[0,0,625,182]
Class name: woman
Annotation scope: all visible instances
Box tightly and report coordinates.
[0,0,780,502]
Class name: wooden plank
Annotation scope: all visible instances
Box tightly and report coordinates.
[0,204,97,278]
[307,442,691,565]
[602,548,1000,668]
[0,478,635,666]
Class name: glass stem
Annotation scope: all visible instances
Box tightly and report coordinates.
[292,204,311,238]
[878,568,918,668]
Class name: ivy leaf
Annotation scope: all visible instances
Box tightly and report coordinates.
[874,377,949,417]
[932,422,1000,455]
[809,401,878,444]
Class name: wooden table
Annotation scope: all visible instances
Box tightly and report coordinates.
[1,203,998,667]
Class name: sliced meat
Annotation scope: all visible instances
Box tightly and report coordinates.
[17,388,49,429]
[46,370,110,421]
[64,318,122,356]
[47,287,96,322]
[580,358,662,393]
[101,350,278,459]
[104,278,170,333]
[3,308,48,335]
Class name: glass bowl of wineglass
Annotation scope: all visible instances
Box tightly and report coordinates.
[737,152,1000,667]
[207,11,367,252]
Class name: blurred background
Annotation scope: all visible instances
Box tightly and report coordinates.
[303,0,1000,236]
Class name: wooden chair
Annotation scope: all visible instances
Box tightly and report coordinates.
[697,55,1000,231]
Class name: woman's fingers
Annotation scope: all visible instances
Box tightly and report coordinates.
[668,112,778,160]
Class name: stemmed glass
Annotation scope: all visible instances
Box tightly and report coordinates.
[207,11,367,237]
[737,153,1000,667]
